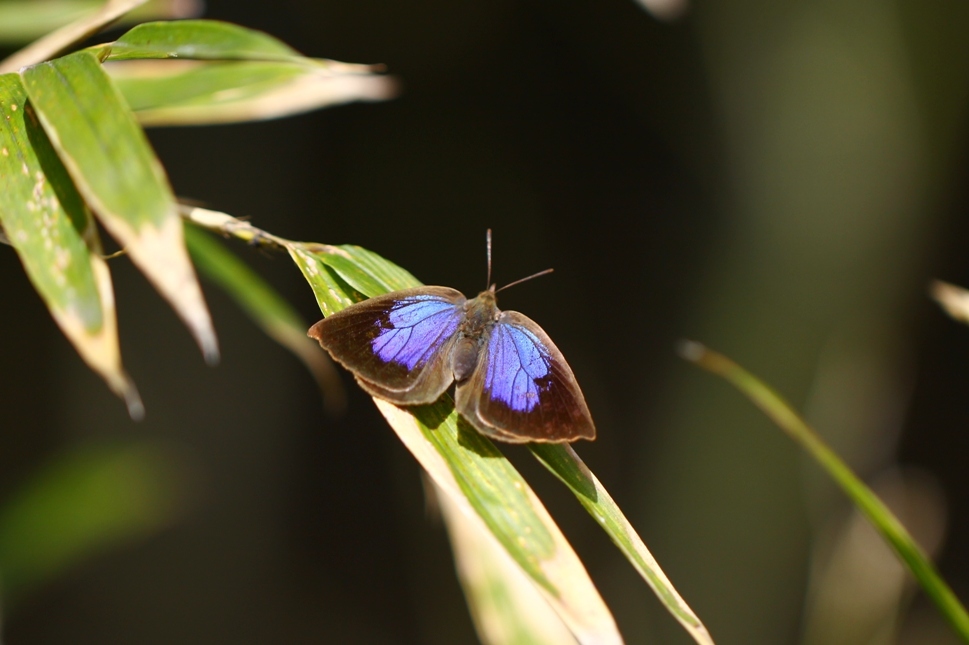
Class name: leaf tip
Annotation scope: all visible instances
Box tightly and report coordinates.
[929,279,969,325]
[126,392,146,422]
[201,338,220,366]
[676,339,706,362]
[111,373,143,421]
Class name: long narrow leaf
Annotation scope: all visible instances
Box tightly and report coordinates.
[437,480,580,644]
[680,341,969,640]
[373,400,621,644]
[0,0,149,73]
[96,20,393,127]
[0,72,140,416]
[530,444,713,644]
[21,50,218,363]
[0,0,201,45]
[109,59,394,127]
[0,1,98,44]
[101,19,302,62]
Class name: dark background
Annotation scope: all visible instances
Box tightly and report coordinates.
[2,1,969,643]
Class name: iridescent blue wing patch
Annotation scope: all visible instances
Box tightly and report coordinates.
[455,311,596,443]
[309,286,465,404]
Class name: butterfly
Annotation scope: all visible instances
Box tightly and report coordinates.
[308,232,595,443]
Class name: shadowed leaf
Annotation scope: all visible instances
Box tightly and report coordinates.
[0,73,140,416]
[21,50,218,363]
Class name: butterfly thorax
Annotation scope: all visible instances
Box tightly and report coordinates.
[451,288,500,382]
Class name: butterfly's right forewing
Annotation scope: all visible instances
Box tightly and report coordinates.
[309,286,466,404]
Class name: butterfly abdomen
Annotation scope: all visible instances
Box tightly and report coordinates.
[450,290,500,381]
[451,336,480,381]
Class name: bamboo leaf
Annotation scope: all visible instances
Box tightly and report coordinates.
[308,243,405,298]
[681,341,969,641]
[288,245,361,317]
[0,1,101,45]
[328,245,421,293]
[96,20,393,126]
[0,0,149,74]
[21,50,218,363]
[0,0,201,46]
[108,59,394,127]
[102,19,302,62]
[376,400,622,644]
[530,444,713,645]
[113,60,305,110]
[437,482,580,645]
[0,72,141,416]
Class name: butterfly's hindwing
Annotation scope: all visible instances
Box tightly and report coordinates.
[309,286,465,404]
[456,311,595,443]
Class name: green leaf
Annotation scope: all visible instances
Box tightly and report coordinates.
[289,246,360,316]
[438,474,580,645]
[309,245,403,298]
[0,1,95,44]
[21,50,218,363]
[113,60,305,110]
[375,400,622,643]
[319,243,421,297]
[682,341,969,641]
[0,72,140,416]
[0,0,201,46]
[0,0,150,74]
[102,19,301,62]
[108,59,394,127]
[530,444,713,644]
[0,442,194,605]
[184,225,345,413]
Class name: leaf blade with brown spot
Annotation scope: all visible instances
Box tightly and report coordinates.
[21,50,218,362]
[0,72,140,416]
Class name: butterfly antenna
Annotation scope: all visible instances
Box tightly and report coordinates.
[486,229,493,289]
[495,268,554,294]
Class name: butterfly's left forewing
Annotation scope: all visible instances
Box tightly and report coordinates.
[456,311,595,443]
[309,286,465,404]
